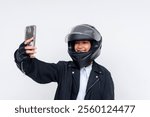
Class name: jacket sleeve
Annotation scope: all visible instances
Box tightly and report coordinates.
[102,71,115,100]
[14,50,62,84]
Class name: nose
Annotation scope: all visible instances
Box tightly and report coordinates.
[77,42,82,48]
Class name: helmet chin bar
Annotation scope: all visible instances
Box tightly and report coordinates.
[69,51,93,68]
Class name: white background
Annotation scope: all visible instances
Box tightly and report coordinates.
[0,0,150,100]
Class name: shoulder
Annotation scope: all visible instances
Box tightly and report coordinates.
[93,61,111,75]
[57,61,75,68]
[57,60,73,65]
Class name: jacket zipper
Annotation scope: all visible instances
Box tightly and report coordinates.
[85,78,100,97]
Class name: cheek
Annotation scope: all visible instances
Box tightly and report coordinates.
[86,44,91,51]
[74,44,77,51]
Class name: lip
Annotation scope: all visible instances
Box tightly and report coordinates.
[76,50,86,52]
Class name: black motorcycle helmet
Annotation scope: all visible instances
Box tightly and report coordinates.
[66,24,102,68]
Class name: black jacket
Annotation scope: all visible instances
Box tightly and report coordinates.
[15,58,114,100]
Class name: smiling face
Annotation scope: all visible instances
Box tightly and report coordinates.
[74,40,91,53]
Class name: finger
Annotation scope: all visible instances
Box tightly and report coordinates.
[26,50,36,54]
[25,46,37,50]
[24,37,34,45]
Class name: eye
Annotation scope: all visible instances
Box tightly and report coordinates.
[82,41,89,44]
[82,41,91,45]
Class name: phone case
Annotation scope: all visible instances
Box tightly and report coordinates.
[25,25,36,46]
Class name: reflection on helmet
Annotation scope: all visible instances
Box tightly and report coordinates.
[66,24,102,68]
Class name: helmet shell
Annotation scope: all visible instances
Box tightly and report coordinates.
[66,24,102,68]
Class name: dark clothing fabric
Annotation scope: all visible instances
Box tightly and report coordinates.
[14,54,114,100]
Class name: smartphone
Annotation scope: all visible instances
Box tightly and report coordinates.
[25,25,36,46]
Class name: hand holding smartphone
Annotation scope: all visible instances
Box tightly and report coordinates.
[25,25,36,46]
[24,25,36,58]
